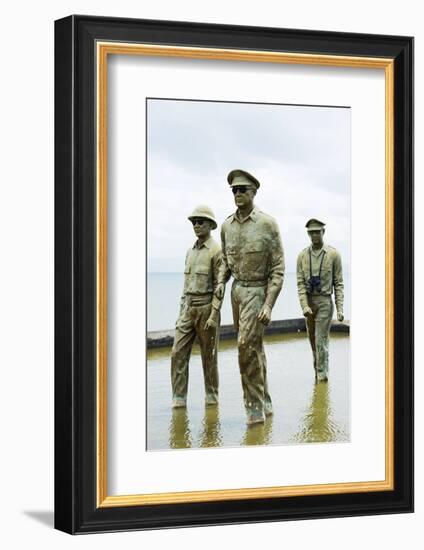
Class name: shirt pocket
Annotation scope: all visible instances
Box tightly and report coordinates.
[244,241,265,275]
[320,268,332,292]
[225,246,236,270]
[301,258,310,277]
[194,265,211,293]
[183,264,192,292]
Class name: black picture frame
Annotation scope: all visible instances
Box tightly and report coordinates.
[55,15,413,534]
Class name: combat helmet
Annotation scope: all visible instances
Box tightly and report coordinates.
[188,205,217,229]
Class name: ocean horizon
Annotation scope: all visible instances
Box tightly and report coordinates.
[147,272,350,332]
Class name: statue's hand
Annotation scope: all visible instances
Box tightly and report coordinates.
[337,312,344,322]
[215,283,225,300]
[258,304,272,326]
[204,316,217,331]
[303,306,313,318]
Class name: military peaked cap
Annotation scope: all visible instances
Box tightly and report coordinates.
[227,169,260,189]
[305,218,326,231]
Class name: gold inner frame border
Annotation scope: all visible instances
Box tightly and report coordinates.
[96,42,395,508]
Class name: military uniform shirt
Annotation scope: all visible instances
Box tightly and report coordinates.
[218,206,285,309]
[296,244,344,313]
[183,236,223,311]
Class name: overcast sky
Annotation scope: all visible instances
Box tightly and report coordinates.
[147,98,350,273]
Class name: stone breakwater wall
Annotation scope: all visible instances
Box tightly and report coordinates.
[147,318,350,349]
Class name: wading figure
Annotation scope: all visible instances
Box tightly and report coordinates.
[296,219,344,382]
[215,170,285,425]
[171,206,223,408]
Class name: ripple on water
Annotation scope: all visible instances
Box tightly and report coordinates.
[147,332,350,450]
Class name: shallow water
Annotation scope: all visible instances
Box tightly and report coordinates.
[147,332,350,450]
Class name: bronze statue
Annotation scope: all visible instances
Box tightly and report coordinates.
[215,170,285,425]
[171,205,223,408]
[296,219,344,382]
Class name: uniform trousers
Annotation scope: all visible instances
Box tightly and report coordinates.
[231,281,272,418]
[305,294,334,381]
[171,300,219,404]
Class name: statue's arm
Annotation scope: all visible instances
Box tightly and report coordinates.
[333,251,344,318]
[264,222,285,310]
[296,252,309,314]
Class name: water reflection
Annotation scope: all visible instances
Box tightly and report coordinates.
[291,381,347,443]
[169,406,224,448]
[148,333,350,450]
[169,408,192,448]
[198,406,222,447]
[169,404,276,448]
[241,415,273,446]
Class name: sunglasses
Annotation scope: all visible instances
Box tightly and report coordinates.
[232,186,249,195]
[191,219,205,226]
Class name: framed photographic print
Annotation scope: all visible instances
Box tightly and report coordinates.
[54,15,413,533]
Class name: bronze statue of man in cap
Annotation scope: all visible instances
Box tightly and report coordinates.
[296,219,344,382]
[215,170,285,425]
[171,205,223,408]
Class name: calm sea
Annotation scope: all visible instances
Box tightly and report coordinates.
[147,272,350,332]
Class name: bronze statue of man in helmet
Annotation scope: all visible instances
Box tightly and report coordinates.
[171,205,223,408]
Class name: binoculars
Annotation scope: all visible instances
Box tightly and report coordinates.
[307,275,322,293]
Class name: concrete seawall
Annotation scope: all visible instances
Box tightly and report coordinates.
[147,318,350,349]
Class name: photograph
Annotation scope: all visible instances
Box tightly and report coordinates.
[53,15,413,533]
[146,97,351,451]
